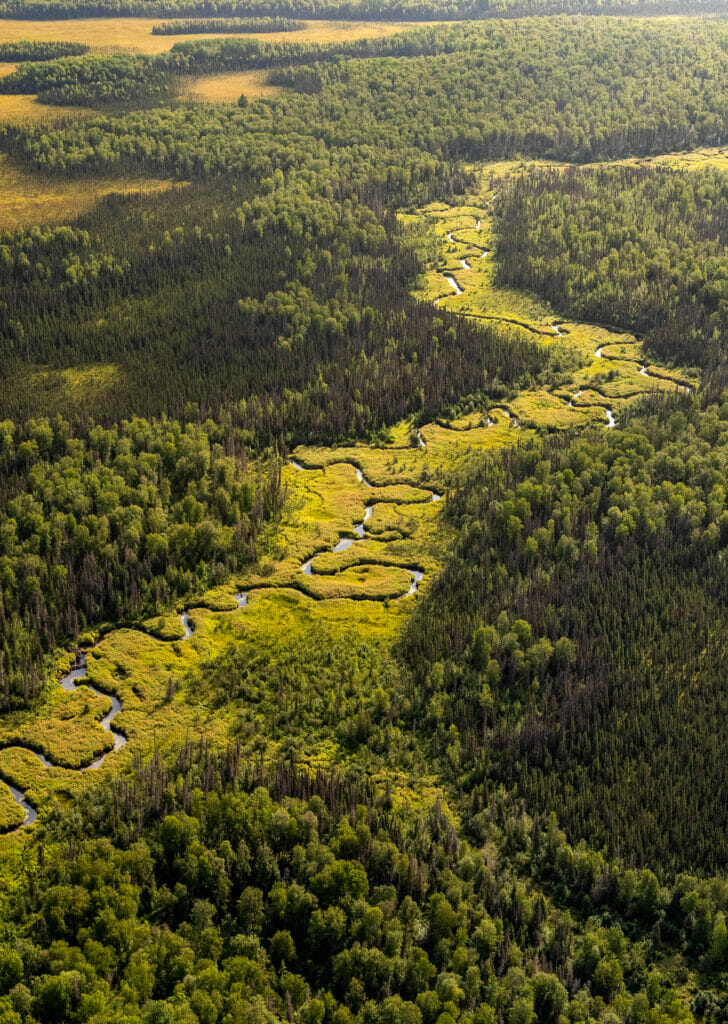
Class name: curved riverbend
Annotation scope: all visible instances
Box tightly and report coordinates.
[4,780,37,828]
[2,451,442,832]
[1,604,200,830]
[290,458,437,597]
[60,653,127,773]
[444,274,463,295]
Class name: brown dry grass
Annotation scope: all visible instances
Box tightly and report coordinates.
[0,154,180,229]
[0,18,446,55]
[0,93,89,124]
[179,68,283,102]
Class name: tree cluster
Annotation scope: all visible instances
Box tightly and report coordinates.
[1,737,725,1024]
[406,394,728,873]
[0,41,88,61]
[152,16,305,31]
[0,415,282,710]
[495,165,728,369]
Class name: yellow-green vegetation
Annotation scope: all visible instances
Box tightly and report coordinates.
[179,68,283,102]
[0,154,705,845]
[0,780,24,832]
[24,362,120,408]
[0,673,113,769]
[0,17,445,55]
[0,444,436,837]
[0,154,179,228]
[0,383,552,839]
[407,161,697,430]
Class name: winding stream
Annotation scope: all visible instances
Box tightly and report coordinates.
[6,781,37,828]
[0,608,198,831]
[293,459,432,596]
[443,274,463,295]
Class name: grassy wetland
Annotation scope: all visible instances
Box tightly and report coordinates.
[0,167,695,835]
[2,11,728,1024]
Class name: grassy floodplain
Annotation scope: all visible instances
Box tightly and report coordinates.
[0,143,707,836]
[405,160,698,432]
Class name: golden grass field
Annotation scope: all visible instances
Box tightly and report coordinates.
[179,68,283,102]
[0,16,446,104]
[0,17,445,54]
[0,154,180,229]
[0,91,89,125]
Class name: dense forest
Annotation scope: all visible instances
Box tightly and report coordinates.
[0,179,549,431]
[3,723,728,1022]
[0,416,283,710]
[494,166,728,369]
[4,7,728,1023]
[152,15,305,30]
[404,394,728,874]
[0,0,723,22]
[0,41,88,60]
[8,19,728,172]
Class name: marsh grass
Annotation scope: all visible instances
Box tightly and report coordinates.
[0,154,179,229]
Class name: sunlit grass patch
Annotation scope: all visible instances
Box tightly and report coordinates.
[0,155,180,229]
[0,690,114,770]
[179,69,283,103]
[143,614,186,641]
[0,784,25,832]
[510,389,603,429]
[300,562,415,601]
[0,94,89,127]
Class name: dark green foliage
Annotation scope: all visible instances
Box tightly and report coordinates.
[0,53,173,107]
[152,16,305,31]
[10,19,728,177]
[0,0,722,21]
[495,165,728,368]
[0,181,547,434]
[405,395,728,873]
[2,14,728,1024]
[0,41,88,61]
[0,415,282,710]
[1,738,724,1024]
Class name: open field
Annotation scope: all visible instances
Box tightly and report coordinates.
[0,17,446,54]
[0,90,90,124]
[0,154,178,228]
[178,68,283,102]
